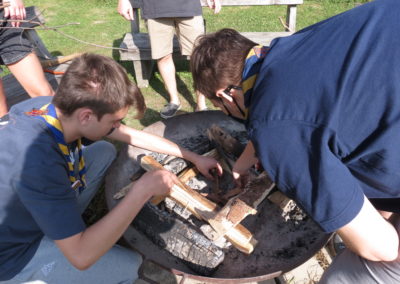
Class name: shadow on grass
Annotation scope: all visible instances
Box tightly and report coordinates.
[150,60,197,109]
[176,75,196,110]
[112,38,123,61]
[139,107,161,127]
[148,73,170,102]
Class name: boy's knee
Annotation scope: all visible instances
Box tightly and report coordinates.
[90,141,117,165]
[109,246,143,281]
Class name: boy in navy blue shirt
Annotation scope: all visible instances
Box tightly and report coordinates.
[191,0,400,282]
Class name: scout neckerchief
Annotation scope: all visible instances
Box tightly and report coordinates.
[25,103,86,192]
[241,45,270,111]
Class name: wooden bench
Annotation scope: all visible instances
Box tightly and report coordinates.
[119,0,303,88]
[3,6,63,108]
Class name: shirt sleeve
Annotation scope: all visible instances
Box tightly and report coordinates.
[14,138,86,240]
[249,120,365,232]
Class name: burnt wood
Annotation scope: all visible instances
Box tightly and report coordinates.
[140,155,257,254]
[133,202,225,276]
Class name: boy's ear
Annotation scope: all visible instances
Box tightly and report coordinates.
[77,108,94,125]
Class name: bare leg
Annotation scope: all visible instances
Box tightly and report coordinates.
[195,91,207,111]
[7,52,54,98]
[0,79,8,117]
[157,54,180,105]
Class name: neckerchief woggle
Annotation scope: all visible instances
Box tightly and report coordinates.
[241,45,270,113]
[26,103,87,193]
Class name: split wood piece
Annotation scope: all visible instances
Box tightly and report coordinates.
[177,166,198,184]
[208,198,256,239]
[140,155,257,254]
[222,187,242,200]
[130,169,146,182]
[267,190,293,212]
[113,181,135,200]
[151,148,220,205]
[150,166,199,205]
[207,124,245,171]
[208,172,275,238]
[210,168,220,195]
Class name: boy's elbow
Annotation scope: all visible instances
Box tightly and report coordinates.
[358,243,399,262]
[379,248,398,262]
[69,256,94,271]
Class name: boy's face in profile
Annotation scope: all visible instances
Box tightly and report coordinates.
[83,107,128,141]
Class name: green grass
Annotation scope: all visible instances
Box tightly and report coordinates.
[23,0,362,130]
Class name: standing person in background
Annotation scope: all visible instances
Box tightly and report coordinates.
[0,0,54,120]
[118,0,221,118]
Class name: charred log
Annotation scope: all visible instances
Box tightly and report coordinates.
[132,202,224,276]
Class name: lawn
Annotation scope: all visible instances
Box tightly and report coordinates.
[23,0,362,130]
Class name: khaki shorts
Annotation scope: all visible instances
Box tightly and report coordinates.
[147,16,204,59]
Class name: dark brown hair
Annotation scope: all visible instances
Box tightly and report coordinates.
[190,28,257,99]
[53,53,145,119]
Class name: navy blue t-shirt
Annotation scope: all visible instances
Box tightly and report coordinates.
[247,0,400,232]
[0,97,85,280]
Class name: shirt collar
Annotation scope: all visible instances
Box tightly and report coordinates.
[242,45,269,108]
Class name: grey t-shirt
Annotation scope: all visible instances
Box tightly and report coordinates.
[140,0,202,19]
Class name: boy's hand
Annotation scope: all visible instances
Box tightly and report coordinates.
[133,169,177,198]
[193,155,223,180]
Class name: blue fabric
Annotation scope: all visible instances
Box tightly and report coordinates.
[0,97,86,280]
[247,0,400,233]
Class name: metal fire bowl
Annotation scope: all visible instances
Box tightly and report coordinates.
[105,110,331,283]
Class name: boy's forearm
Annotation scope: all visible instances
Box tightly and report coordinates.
[109,124,196,160]
[234,141,258,174]
[55,183,151,270]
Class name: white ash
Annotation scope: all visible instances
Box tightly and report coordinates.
[164,197,192,220]
[163,157,189,174]
[185,176,209,192]
[200,224,231,249]
[281,201,308,223]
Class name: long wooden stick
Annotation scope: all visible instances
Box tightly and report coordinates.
[140,155,257,254]
[40,52,82,68]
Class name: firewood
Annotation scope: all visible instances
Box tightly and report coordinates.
[208,172,275,238]
[208,198,257,238]
[130,169,145,181]
[113,181,135,200]
[207,125,244,157]
[140,155,257,254]
[267,190,292,212]
[177,166,198,183]
[133,202,225,275]
[222,187,242,199]
[207,125,245,171]
[210,168,221,195]
[150,148,220,205]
